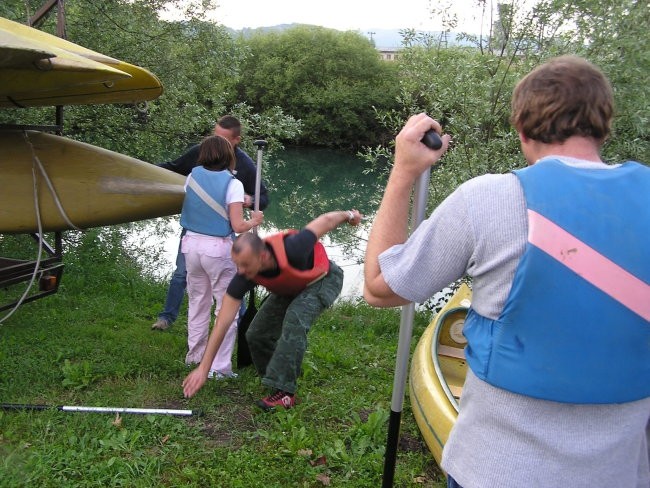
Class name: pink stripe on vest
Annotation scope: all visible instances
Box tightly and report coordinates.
[528,209,650,321]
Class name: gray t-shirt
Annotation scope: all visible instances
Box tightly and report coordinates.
[379,157,650,488]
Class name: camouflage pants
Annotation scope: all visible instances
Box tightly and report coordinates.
[245,261,343,394]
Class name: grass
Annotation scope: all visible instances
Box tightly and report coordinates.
[0,231,446,487]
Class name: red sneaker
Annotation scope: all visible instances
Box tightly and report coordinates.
[257,390,296,411]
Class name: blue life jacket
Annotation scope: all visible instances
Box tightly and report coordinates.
[463,159,650,404]
[180,166,234,237]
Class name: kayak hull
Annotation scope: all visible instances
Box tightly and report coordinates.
[0,16,162,107]
[0,130,184,233]
[409,283,472,467]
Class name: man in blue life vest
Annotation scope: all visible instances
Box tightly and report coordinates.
[364,56,649,488]
[183,209,362,410]
[151,115,269,331]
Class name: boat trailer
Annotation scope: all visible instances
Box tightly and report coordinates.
[0,232,64,313]
[1,1,66,315]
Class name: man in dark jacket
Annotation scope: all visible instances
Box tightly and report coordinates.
[152,115,270,331]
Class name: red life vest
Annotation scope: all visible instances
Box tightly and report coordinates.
[254,230,330,296]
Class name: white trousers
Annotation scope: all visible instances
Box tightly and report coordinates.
[182,234,238,373]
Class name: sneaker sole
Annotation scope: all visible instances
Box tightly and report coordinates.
[256,400,276,411]
[255,398,296,411]
[151,322,171,331]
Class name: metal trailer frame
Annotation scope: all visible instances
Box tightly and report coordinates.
[1,0,67,313]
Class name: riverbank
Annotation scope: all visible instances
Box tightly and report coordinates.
[0,250,446,487]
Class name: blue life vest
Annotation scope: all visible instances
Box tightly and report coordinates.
[180,166,234,237]
[463,159,650,404]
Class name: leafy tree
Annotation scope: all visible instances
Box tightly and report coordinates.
[0,0,300,162]
[366,0,649,212]
[535,0,649,163]
[234,25,401,149]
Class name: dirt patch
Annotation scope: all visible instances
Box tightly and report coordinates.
[398,432,427,453]
[357,408,373,422]
[195,386,258,448]
[164,398,188,410]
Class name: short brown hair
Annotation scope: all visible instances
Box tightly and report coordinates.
[216,115,242,137]
[510,56,613,144]
[197,135,236,171]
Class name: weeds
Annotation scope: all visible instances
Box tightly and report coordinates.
[0,229,445,487]
[61,359,95,390]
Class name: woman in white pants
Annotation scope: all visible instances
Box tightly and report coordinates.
[179,135,263,377]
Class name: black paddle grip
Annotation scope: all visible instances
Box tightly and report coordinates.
[421,130,443,150]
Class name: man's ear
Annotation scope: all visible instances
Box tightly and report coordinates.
[518,130,529,144]
[261,247,274,266]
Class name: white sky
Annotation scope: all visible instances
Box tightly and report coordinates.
[163,0,490,34]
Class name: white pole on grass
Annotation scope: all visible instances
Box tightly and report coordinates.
[1,403,198,416]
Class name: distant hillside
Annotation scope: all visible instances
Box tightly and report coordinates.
[231,24,468,49]
[369,28,467,49]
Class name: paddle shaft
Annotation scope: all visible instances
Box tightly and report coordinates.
[382,168,431,488]
[237,140,267,369]
[252,140,267,234]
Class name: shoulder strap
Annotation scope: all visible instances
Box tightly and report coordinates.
[186,174,229,220]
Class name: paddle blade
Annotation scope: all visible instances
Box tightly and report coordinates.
[236,289,257,368]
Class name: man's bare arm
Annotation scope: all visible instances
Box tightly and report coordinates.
[182,294,242,398]
[364,114,450,307]
[305,209,362,239]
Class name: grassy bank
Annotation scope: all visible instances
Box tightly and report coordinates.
[0,233,445,487]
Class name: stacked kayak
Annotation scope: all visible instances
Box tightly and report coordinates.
[0,16,182,233]
[0,130,184,233]
[0,16,162,107]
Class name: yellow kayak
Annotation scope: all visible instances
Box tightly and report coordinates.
[0,130,185,233]
[409,283,472,467]
[0,16,162,107]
